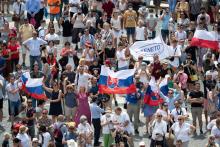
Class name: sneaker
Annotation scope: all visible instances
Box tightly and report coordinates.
[200,130,203,135]
[135,129,139,134]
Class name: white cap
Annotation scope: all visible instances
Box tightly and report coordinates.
[139,141,145,146]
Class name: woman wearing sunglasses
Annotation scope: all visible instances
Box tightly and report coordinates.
[169,115,195,147]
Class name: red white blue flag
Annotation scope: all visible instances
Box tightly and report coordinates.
[144,77,163,106]
[21,72,47,100]
[98,66,136,94]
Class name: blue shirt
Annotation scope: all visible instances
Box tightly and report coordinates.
[161,14,170,30]
[90,102,104,119]
[160,91,180,111]
[26,0,41,15]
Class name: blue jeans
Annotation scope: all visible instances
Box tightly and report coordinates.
[10,100,21,116]
[168,0,177,12]
[50,13,60,22]
[30,55,42,70]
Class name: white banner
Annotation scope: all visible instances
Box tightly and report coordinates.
[129,36,170,61]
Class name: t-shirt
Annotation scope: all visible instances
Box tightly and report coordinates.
[26,107,36,126]
[8,43,20,59]
[189,91,204,107]
[64,92,77,108]
[102,1,115,17]
[123,10,137,28]
[39,132,51,147]
[116,49,129,68]
[161,14,170,30]
[48,0,61,14]
[19,24,35,42]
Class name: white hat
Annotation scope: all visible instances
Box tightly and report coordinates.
[139,141,145,146]
[32,138,38,142]
[67,139,77,147]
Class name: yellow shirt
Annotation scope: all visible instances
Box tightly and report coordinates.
[19,24,35,42]
[123,10,137,28]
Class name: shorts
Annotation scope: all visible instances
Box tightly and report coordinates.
[50,13,60,21]
[126,27,135,35]
[153,0,161,6]
[10,100,21,116]
[65,106,76,116]
[0,98,3,109]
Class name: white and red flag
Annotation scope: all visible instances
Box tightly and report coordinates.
[191,30,219,51]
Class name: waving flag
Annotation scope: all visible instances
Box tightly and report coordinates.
[159,76,169,96]
[144,77,163,106]
[191,30,219,51]
[98,66,136,94]
[21,72,47,100]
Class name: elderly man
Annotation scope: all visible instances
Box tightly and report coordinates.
[23,31,47,70]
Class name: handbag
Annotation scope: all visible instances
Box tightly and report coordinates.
[30,17,36,27]
[106,117,116,138]
[169,47,177,62]
[187,66,198,81]
[12,4,21,22]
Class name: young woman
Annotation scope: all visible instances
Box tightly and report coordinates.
[8,37,20,72]
[111,10,122,46]
[74,86,91,126]
[59,41,78,71]
[101,22,115,63]
[47,53,59,80]
[47,40,57,57]
[43,81,63,123]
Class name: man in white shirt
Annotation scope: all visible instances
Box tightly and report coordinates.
[45,28,60,44]
[69,0,80,18]
[150,112,167,147]
[23,31,47,70]
[6,75,21,123]
[113,107,134,146]
[211,118,220,146]
[170,101,188,122]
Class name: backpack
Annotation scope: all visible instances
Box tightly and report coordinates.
[53,124,65,142]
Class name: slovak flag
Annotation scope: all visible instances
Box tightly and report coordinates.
[190,30,219,51]
[98,66,136,94]
[144,77,163,106]
[21,72,47,100]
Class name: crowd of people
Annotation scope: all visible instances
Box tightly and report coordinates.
[0,0,220,147]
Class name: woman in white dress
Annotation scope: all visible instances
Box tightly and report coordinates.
[111,10,122,47]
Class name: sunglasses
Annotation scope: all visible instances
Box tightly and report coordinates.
[157,115,162,117]
[168,92,173,94]
[178,118,183,121]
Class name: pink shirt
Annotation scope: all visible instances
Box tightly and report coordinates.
[174,73,188,89]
